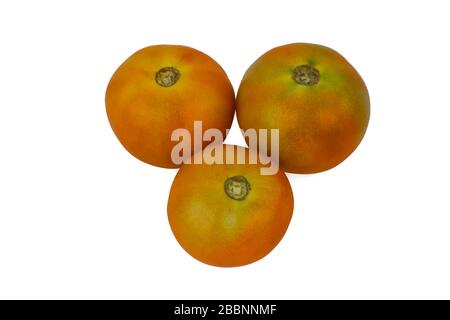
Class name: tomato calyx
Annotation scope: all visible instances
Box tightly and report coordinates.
[224,176,251,201]
[155,66,180,87]
[292,64,320,86]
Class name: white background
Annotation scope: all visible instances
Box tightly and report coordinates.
[1,0,449,299]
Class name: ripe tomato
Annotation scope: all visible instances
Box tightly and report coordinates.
[106,45,235,168]
[167,145,294,267]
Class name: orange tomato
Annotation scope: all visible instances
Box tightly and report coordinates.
[236,43,370,173]
[105,45,235,168]
[167,145,294,267]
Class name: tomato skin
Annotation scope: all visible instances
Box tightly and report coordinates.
[236,43,370,173]
[167,145,294,267]
[106,45,235,168]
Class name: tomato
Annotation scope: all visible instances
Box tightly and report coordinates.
[236,43,370,173]
[105,45,235,168]
[167,145,294,267]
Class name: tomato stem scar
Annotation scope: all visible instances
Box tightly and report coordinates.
[224,176,251,200]
[155,67,180,87]
[292,64,320,86]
